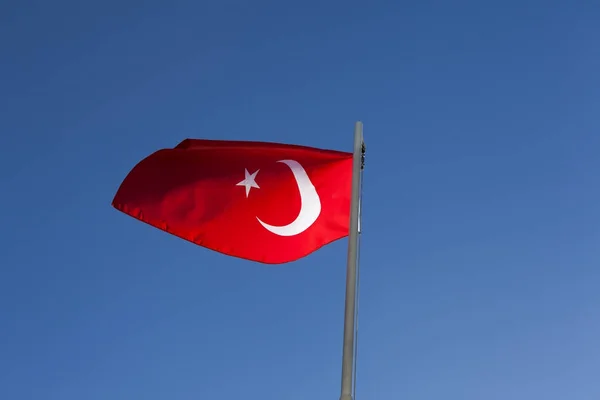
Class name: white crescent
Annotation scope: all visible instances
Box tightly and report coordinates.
[257,159,321,237]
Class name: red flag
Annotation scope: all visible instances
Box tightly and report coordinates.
[112,139,353,264]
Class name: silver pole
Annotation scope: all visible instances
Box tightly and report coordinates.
[339,121,364,400]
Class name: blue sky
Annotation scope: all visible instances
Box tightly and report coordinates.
[1,0,600,399]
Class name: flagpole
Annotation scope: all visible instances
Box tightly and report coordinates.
[339,121,364,400]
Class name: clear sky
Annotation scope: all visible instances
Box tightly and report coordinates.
[1,1,599,399]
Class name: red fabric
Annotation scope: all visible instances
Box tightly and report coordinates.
[112,139,353,264]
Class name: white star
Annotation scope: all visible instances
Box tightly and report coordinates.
[236,168,260,197]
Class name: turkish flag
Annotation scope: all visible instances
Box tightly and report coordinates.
[112,139,353,264]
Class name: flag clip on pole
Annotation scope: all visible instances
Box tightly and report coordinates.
[340,121,364,400]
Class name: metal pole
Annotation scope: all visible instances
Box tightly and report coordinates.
[339,121,364,400]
